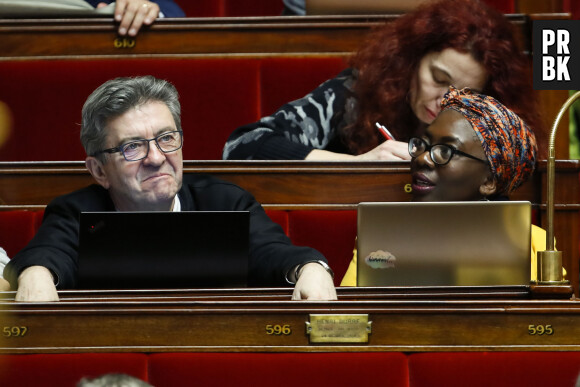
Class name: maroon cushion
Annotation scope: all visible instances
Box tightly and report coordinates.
[409,352,580,387]
[0,211,37,258]
[0,353,148,386]
[224,0,284,16]
[265,209,289,235]
[260,57,347,116]
[0,58,261,161]
[287,210,357,286]
[149,352,408,387]
[176,0,221,17]
[481,0,515,13]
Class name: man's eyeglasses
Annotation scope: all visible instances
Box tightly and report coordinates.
[408,137,488,166]
[93,130,183,161]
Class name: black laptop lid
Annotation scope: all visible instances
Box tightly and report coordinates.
[78,211,249,289]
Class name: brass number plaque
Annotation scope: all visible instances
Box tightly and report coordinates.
[2,326,28,337]
[114,38,136,49]
[528,324,554,335]
[265,324,292,335]
[306,314,371,343]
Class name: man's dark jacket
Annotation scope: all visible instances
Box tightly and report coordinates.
[4,175,325,289]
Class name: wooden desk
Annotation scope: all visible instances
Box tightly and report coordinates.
[0,160,578,296]
[0,14,540,60]
[0,287,578,354]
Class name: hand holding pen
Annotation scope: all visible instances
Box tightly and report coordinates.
[360,122,410,161]
[375,122,395,141]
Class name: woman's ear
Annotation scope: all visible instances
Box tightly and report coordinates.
[85,156,110,189]
[479,175,497,197]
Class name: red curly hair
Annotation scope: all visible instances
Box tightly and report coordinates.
[344,0,543,156]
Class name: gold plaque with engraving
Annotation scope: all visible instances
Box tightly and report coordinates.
[306,314,371,343]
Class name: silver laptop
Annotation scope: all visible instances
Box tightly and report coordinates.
[356,201,532,287]
[78,211,249,289]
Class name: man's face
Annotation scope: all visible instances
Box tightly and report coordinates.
[87,101,183,211]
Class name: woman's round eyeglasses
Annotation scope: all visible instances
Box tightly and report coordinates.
[408,137,488,165]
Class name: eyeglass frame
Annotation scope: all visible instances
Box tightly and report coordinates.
[408,137,489,166]
[92,130,184,162]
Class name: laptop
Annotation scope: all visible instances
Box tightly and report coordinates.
[78,211,249,289]
[356,201,532,287]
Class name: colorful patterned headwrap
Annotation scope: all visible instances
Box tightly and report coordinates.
[441,87,537,196]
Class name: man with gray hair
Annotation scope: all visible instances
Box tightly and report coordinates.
[5,76,337,301]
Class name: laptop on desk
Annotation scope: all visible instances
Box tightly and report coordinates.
[78,211,249,289]
[356,201,532,287]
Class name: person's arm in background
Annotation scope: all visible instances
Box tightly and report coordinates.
[89,0,185,36]
[222,69,354,160]
[222,68,411,161]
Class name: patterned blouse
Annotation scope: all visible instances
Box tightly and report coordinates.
[222,69,358,160]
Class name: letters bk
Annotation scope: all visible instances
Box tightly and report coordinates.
[533,20,580,90]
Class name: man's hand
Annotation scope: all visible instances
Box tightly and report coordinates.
[292,263,337,300]
[0,278,10,291]
[98,0,160,36]
[15,266,59,302]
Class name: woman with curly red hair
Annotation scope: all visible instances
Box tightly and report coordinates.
[222,0,542,161]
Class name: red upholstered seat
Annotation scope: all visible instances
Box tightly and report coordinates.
[265,209,289,235]
[177,0,513,17]
[148,352,409,387]
[409,352,580,387]
[0,58,260,161]
[0,211,38,258]
[287,210,357,286]
[0,353,148,387]
[260,57,347,116]
[0,57,347,161]
[178,0,284,17]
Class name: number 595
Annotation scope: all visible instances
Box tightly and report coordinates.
[528,324,553,335]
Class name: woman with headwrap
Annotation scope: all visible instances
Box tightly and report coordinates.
[340,87,555,285]
[223,0,544,161]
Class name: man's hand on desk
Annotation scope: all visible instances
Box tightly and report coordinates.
[15,266,59,302]
[98,0,160,37]
[291,262,337,300]
[0,278,10,291]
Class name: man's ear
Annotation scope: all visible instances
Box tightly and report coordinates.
[479,175,497,198]
[85,156,110,189]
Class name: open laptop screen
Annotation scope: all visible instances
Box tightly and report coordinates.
[356,201,532,287]
[78,211,249,289]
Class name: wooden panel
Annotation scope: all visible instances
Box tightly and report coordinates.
[0,160,573,206]
[0,160,561,206]
[0,287,578,354]
[0,16,387,60]
[0,14,539,60]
